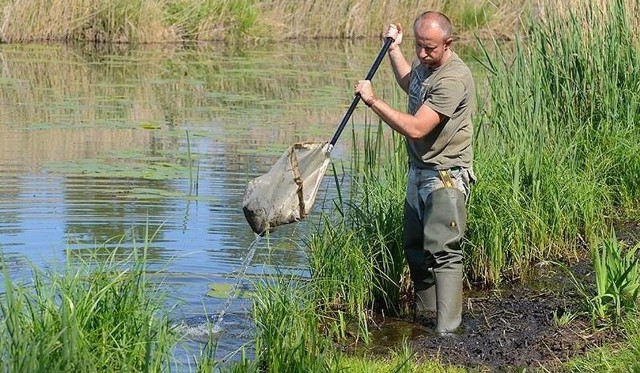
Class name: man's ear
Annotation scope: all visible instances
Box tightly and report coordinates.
[444,38,453,49]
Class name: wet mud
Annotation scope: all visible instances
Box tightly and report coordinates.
[407,284,613,372]
[367,219,640,372]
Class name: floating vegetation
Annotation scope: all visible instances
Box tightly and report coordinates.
[126,188,214,201]
[45,158,189,180]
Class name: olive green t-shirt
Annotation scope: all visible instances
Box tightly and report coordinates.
[406,51,474,170]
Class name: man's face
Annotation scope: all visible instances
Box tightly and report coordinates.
[413,20,451,68]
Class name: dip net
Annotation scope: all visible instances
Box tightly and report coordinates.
[242,142,330,235]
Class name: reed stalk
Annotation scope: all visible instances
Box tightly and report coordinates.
[468,0,640,284]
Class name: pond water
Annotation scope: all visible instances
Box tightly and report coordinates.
[0,39,401,364]
[0,39,484,367]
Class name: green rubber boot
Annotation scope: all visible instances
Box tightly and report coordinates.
[414,284,436,321]
[434,269,463,335]
[413,284,436,327]
[415,285,436,313]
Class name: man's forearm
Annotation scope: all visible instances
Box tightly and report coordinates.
[388,48,411,93]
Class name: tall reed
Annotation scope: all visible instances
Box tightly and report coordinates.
[468,0,640,284]
[304,118,410,320]
[341,121,409,315]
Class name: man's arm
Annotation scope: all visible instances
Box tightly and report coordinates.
[355,79,443,138]
[385,24,411,93]
[388,48,411,94]
[367,96,443,139]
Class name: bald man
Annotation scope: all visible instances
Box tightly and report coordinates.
[355,11,475,335]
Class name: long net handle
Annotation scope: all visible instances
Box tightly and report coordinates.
[328,37,394,147]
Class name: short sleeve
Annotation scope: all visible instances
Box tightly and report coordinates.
[424,77,466,118]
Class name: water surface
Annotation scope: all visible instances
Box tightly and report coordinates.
[0,39,400,362]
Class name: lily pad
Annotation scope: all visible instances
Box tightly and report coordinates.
[207,282,254,299]
[45,159,189,180]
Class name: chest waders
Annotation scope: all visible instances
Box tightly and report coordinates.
[404,169,467,334]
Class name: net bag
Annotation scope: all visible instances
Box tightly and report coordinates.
[242,142,331,235]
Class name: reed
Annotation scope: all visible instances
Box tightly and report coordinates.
[0,0,523,43]
[468,0,640,284]
[0,0,170,43]
[343,121,409,315]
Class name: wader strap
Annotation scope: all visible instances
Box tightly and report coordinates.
[438,170,455,188]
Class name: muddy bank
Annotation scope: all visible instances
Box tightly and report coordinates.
[409,285,614,372]
[359,264,618,372]
[364,219,640,372]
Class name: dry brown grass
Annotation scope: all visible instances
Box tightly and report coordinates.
[0,0,636,43]
[0,0,177,43]
[0,0,527,43]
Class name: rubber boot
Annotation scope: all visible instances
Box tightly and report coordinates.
[415,285,436,314]
[434,269,463,335]
[413,283,436,325]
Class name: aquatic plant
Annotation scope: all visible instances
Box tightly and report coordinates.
[0,245,176,372]
[467,0,640,284]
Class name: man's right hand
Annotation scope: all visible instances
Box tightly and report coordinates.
[385,24,403,51]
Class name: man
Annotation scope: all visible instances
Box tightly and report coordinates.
[354,11,475,334]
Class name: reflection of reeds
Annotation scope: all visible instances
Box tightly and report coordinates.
[0,41,399,172]
[185,129,199,196]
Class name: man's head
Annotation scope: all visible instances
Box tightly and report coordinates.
[413,11,453,68]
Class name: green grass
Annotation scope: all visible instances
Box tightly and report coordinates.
[0,246,176,372]
[566,317,640,372]
[467,0,640,285]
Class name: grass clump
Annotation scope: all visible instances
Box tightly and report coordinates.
[0,247,176,373]
[251,273,337,372]
[250,272,457,372]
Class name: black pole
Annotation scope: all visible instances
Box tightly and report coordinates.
[328,37,394,147]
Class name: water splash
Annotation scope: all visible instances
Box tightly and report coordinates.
[212,234,262,333]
